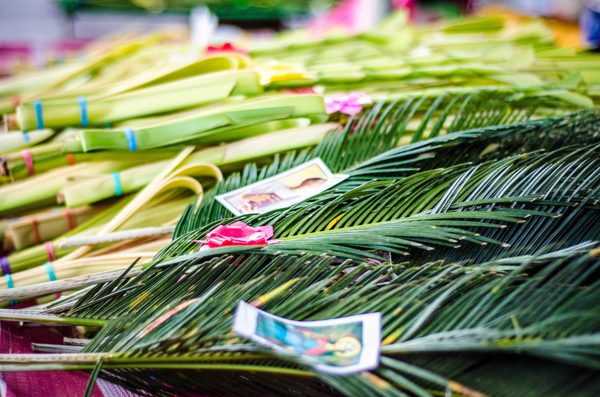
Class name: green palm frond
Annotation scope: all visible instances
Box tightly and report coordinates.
[57,141,600,324]
[32,242,599,397]
[174,92,591,238]
[159,129,600,266]
[3,93,599,397]
[38,117,600,322]
[345,108,600,183]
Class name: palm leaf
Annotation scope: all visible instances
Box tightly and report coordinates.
[174,92,589,238]
[14,243,596,397]
[47,142,600,325]
[2,95,599,397]
[5,126,600,310]
[159,130,600,266]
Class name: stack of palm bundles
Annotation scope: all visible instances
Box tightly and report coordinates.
[0,10,600,397]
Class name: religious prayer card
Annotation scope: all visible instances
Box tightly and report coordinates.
[233,301,381,375]
[216,158,349,216]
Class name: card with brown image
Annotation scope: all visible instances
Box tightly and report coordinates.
[216,158,348,216]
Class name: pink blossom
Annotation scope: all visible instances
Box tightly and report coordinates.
[324,92,372,116]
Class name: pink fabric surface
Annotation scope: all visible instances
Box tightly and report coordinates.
[0,320,103,397]
[0,319,145,397]
[0,303,217,396]
[0,319,220,397]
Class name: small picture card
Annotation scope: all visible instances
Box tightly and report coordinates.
[233,301,381,375]
[216,158,348,216]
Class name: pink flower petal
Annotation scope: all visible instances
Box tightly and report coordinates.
[324,92,371,115]
[256,225,274,239]
[325,103,343,114]
[340,104,363,116]
[191,222,280,252]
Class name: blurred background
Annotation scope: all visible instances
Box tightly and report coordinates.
[0,0,590,77]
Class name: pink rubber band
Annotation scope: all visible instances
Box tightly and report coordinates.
[21,149,35,176]
[44,241,56,262]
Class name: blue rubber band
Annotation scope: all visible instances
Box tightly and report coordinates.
[22,131,30,143]
[123,128,137,151]
[78,96,88,127]
[34,100,43,130]
[44,262,57,282]
[111,172,123,196]
[105,122,111,129]
[5,274,18,305]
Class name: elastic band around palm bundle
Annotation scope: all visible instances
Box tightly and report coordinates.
[63,207,75,230]
[30,216,41,245]
[11,95,20,108]
[44,261,61,299]
[44,241,56,262]
[4,274,18,305]
[123,128,137,151]
[0,257,10,275]
[78,96,89,127]
[34,100,43,130]
[22,132,30,143]
[44,262,57,282]
[111,172,123,196]
[21,149,35,176]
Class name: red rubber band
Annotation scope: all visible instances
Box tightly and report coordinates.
[11,95,21,108]
[21,149,35,176]
[63,207,75,230]
[30,216,40,245]
[67,153,76,166]
[44,241,56,262]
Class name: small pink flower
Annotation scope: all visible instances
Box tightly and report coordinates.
[192,221,280,251]
[324,92,372,116]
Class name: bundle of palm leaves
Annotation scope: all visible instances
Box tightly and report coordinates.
[0,31,334,297]
[251,12,596,106]
[1,98,600,396]
[1,10,600,397]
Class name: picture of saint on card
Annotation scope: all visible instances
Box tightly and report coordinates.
[216,158,348,216]
[233,301,381,375]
